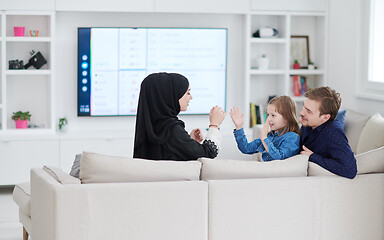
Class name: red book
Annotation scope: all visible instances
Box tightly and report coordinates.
[292,75,301,96]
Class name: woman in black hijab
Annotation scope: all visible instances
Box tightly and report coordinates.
[134,72,225,160]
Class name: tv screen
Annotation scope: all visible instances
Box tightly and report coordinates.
[77,27,227,116]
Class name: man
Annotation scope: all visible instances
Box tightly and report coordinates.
[300,86,357,179]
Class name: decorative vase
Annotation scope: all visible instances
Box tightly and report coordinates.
[15,119,28,129]
[256,56,270,70]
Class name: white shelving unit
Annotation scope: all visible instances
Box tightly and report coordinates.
[244,10,328,130]
[0,11,55,134]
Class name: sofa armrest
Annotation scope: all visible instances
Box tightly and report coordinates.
[43,166,80,184]
[31,168,88,240]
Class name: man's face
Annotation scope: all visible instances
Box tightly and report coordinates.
[300,98,329,129]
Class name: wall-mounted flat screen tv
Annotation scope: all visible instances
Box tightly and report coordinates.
[78,27,227,116]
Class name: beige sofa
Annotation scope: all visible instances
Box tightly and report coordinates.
[13,109,384,240]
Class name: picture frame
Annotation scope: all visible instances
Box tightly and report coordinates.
[290,35,310,68]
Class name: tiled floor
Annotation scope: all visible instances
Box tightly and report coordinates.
[0,187,22,240]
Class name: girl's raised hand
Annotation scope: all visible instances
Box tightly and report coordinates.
[229,107,244,130]
[260,121,270,140]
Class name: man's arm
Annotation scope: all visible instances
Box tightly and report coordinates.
[301,127,357,179]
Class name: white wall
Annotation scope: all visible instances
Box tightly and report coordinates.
[56,12,253,159]
[328,0,384,115]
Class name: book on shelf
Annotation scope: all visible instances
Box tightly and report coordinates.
[250,103,265,127]
[291,75,308,97]
[250,103,257,127]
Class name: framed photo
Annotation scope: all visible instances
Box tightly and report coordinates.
[290,35,310,68]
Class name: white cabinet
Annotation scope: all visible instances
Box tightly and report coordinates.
[0,11,55,134]
[244,10,328,129]
[0,139,59,185]
[155,0,248,14]
[55,0,154,12]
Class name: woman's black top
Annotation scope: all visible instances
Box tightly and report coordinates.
[133,72,218,160]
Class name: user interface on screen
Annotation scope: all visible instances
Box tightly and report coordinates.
[78,27,227,116]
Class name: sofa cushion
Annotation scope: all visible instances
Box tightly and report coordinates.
[356,113,384,154]
[199,154,308,180]
[356,146,384,174]
[12,182,31,217]
[307,162,336,176]
[344,109,370,153]
[80,152,201,183]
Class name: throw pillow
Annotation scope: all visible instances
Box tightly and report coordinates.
[80,151,202,184]
[69,154,82,178]
[199,154,308,180]
[335,109,346,128]
[344,109,370,153]
[356,113,384,154]
[356,146,384,174]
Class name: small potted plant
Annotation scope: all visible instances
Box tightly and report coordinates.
[58,117,68,132]
[293,59,300,69]
[11,111,31,129]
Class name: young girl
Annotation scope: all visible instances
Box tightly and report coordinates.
[230,96,300,161]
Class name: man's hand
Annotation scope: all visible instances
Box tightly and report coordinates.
[301,145,313,156]
[190,128,203,143]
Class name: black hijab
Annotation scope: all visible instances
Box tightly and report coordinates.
[133,72,190,159]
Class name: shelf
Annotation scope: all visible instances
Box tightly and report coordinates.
[289,69,325,75]
[250,69,286,75]
[245,10,327,132]
[250,38,287,43]
[4,128,55,135]
[6,37,51,42]
[291,96,306,102]
[6,70,51,75]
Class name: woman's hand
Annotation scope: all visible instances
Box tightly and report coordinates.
[229,107,244,130]
[190,128,203,143]
[209,106,226,128]
[260,122,270,140]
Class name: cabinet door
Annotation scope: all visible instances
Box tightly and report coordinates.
[251,0,327,12]
[155,0,248,14]
[0,140,59,185]
[55,0,154,12]
[59,138,133,173]
[0,0,55,11]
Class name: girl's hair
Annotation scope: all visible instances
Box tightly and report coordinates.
[268,96,300,135]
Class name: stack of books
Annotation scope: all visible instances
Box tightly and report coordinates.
[250,103,265,127]
[292,75,308,96]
